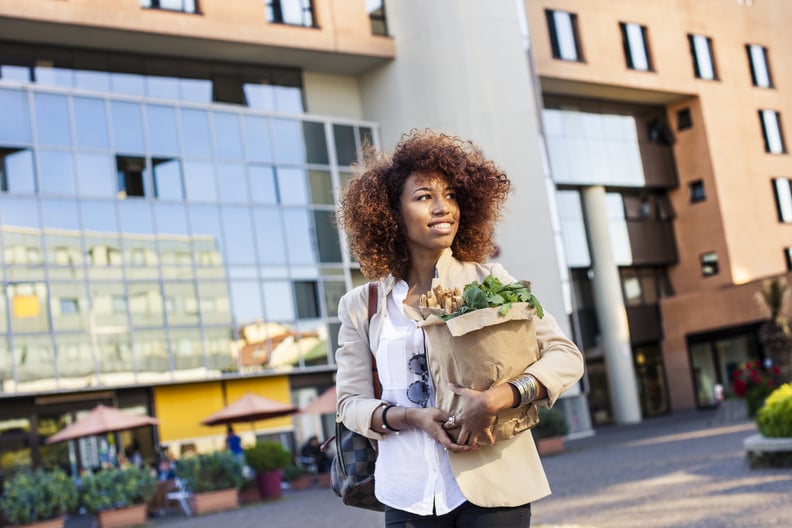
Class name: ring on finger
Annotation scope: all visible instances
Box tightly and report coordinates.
[446,415,456,425]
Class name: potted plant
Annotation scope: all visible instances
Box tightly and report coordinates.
[243,441,292,500]
[0,468,78,528]
[532,406,570,456]
[282,464,312,491]
[745,382,792,468]
[79,466,155,528]
[175,451,243,515]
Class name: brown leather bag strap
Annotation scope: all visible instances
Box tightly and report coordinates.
[368,282,382,399]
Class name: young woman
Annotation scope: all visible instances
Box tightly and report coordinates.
[335,130,584,527]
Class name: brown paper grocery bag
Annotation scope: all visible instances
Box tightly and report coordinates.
[418,302,540,443]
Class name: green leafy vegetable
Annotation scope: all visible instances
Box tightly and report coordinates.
[443,275,544,320]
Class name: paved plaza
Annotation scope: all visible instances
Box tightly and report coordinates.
[66,405,791,527]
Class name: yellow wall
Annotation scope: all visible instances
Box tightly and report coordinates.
[153,377,293,444]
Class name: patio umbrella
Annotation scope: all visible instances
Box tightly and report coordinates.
[299,386,337,415]
[46,404,159,444]
[200,392,297,427]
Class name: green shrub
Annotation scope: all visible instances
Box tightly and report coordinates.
[79,466,155,514]
[0,468,78,524]
[282,463,310,481]
[757,383,792,438]
[244,441,292,473]
[175,451,244,493]
[532,406,570,439]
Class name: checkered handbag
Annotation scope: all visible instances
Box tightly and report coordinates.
[326,282,384,511]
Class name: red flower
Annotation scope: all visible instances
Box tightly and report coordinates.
[732,379,748,396]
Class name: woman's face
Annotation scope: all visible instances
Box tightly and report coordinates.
[399,171,460,259]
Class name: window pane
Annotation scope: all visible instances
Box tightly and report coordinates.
[762,110,784,153]
[39,150,76,196]
[153,159,184,200]
[230,280,263,325]
[91,281,127,327]
[272,118,303,164]
[183,162,216,202]
[163,281,199,326]
[77,153,115,198]
[111,101,145,153]
[244,116,273,162]
[303,121,329,164]
[333,124,357,166]
[170,328,204,371]
[625,23,649,71]
[1,148,36,193]
[50,282,88,331]
[216,163,248,202]
[128,282,164,327]
[274,86,304,113]
[308,170,333,204]
[110,73,145,96]
[774,178,792,222]
[73,97,109,149]
[322,281,346,317]
[205,328,234,371]
[0,88,32,143]
[249,165,277,204]
[262,281,294,321]
[97,333,133,384]
[135,329,170,378]
[213,112,243,159]
[692,35,714,80]
[82,200,118,232]
[197,281,231,325]
[56,333,94,384]
[74,70,110,92]
[554,11,577,61]
[222,206,256,264]
[14,334,55,389]
[180,108,212,158]
[314,210,342,262]
[8,282,50,333]
[277,168,308,205]
[749,45,771,88]
[282,209,315,264]
[253,208,286,264]
[34,93,72,146]
[146,76,180,99]
[244,84,275,111]
[118,200,154,235]
[179,78,211,103]
[35,67,72,88]
[146,105,180,156]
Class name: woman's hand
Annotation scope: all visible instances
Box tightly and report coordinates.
[407,407,479,453]
[443,383,510,446]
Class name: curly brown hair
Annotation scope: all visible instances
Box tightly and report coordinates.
[336,129,512,280]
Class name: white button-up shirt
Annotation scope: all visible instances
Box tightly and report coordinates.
[372,280,466,515]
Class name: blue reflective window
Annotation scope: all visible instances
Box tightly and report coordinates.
[222,206,256,264]
[303,121,329,164]
[1,197,40,227]
[180,78,212,103]
[282,208,316,264]
[1,148,36,193]
[155,203,189,235]
[230,280,264,324]
[111,101,145,153]
[253,208,286,264]
[81,201,118,232]
[41,199,80,230]
[244,84,275,111]
[38,150,76,196]
[74,70,111,92]
[0,65,30,82]
[277,167,308,205]
[272,118,303,164]
[146,76,180,100]
[248,165,277,204]
[213,112,243,159]
[183,161,216,202]
[333,124,357,165]
[146,105,180,156]
[216,163,247,202]
[76,153,115,198]
[152,158,184,200]
[35,67,73,88]
[118,200,154,234]
[244,115,273,162]
[189,205,223,254]
[274,85,304,113]
[262,281,295,321]
[110,73,145,96]
[73,97,109,149]
[314,210,342,262]
[180,108,212,158]
[0,89,32,143]
[34,93,72,146]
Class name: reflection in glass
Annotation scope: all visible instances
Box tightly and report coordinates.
[44,224,84,280]
[282,209,315,264]
[111,101,145,153]
[74,70,110,92]
[262,281,294,322]
[97,333,133,384]
[212,112,243,159]
[322,281,346,318]
[294,280,319,318]
[183,162,216,202]
[244,115,273,162]
[146,76,180,100]
[163,281,199,326]
[333,124,357,166]
[153,158,184,200]
[197,281,231,325]
[38,150,76,196]
[91,282,128,328]
[119,201,154,235]
[82,201,118,232]
[303,121,329,164]
[128,282,164,327]
[313,210,342,262]
[205,328,235,371]
[222,206,256,264]
[122,235,159,279]
[8,282,50,333]
[252,208,286,265]
[243,84,275,111]
[0,88,32,143]
[34,93,72,146]
[116,156,147,198]
[1,148,36,193]
[135,329,170,377]
[276,167,308,204]
[216,163,247,203]
[308,170,333,204]
[50,282,87,331]
[55,333,94,385]
[110,73,145,96]
[170,329,204,371]
[0,287,7,334]
[146,105,180,156]
[248,165,277,204]
[360,126,374,149]
[230,280,263,326]
[273,85,304,113]
[73,97,110,149]
[76,153,115,198]
[13,334,55,388]
[159,236,194,279]
[179,79,212,103]
[272,118,303,164]
[190,205,224,273]
[181,108,212,158]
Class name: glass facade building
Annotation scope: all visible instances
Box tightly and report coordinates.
[0,76,377,396]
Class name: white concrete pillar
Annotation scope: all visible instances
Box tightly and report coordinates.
[581,186,642,424]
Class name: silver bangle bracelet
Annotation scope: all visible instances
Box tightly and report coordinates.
[508,374,538,407]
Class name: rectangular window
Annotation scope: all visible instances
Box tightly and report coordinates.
[266,0,314,27]
[367,0,388,36]
[676,108,693,131]
[700,252,719,277]
[620,22,651,71]
[546,9,583,61]
[689,34,717,80]
[760,110,786,154]
[746,44,772,88]
[116,156,146,198]
[140,0,198,13]
[689,180,706,203]
[772,178,792,222]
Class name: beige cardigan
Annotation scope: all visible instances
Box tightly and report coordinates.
[335,249,584,507]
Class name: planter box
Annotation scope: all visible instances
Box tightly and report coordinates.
[288,474,313,490]
[189,488,239,516]
[744,433,792,469]
[16,518,65,528]
[96,504,147,528]
[536,436,564,456]
[315,473,332,488]
[238,486,262,505]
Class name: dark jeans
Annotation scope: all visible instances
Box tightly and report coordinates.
[385,501,531,528]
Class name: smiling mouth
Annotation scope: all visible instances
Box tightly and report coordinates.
[429,222,453,229]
